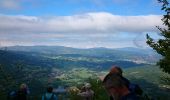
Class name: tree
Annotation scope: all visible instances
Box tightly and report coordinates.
[146,0,170,74]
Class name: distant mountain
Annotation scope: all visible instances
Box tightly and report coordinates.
[0,50,147,71]
[1,46,160,64]
[115,47,156,55]
[1,46,79,54]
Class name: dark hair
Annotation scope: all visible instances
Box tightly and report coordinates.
[47,86,53,93]
[110,66,123,76]
[115,67,123,75]
[103,73,125,89]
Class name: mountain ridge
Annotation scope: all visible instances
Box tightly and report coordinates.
[0,46,160,67]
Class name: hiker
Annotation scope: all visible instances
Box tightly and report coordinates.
[78,83,94,100]
[42,86,58,100]
[80,86,86,93]
[110,66,143,96]
[16,83,30,100]
[103,66,139,100]
[110,66,130,88]
[7,83,30,100]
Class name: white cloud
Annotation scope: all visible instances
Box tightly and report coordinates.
[0,12,162,34]
[0,12,162,48]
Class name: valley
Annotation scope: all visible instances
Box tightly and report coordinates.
[0,46,169,99]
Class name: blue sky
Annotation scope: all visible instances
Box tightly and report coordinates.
[0,0,167,48]
[0,0,163,15]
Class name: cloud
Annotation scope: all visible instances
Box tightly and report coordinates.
[0,0,20,9]
[0,12,162,48]
[0,12,162,34]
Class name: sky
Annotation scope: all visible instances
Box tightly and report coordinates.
[0,0,168,48]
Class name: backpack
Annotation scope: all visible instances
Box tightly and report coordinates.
[44,93,54,100]
[129,83,143,96]
[119,75,143,96]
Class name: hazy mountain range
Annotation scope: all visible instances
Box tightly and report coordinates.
[0,46,160,70]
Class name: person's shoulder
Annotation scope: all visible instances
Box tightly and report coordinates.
[41,95,44,100]
[53,93,57,97]
[52,93,58,100]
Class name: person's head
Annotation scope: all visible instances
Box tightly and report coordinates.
[84,83,91,90]
[19,83,28,91]
[103,74,129,99]
[47,86,53,93]
[110,66,123,76]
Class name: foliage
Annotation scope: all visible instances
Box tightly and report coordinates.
[68,77,109,100]
[68,86,81,100]
[125,66,170,99]
[0,50,49,100]
[160,74,170,85]
[0,47,168,99]
[146,0,170,74]
[87,78,109,100]
[0,63,23,99]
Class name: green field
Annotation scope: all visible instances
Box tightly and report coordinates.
[124,66,170,100]
[44,65,170,100]
[0,47,169,100]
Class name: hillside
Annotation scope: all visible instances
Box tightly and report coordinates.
[0,46,168,100]
[1,46,160,63]
[0,46,161,71]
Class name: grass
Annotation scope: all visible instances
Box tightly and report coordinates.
[67,65,170,100]
[124,65,170,99]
